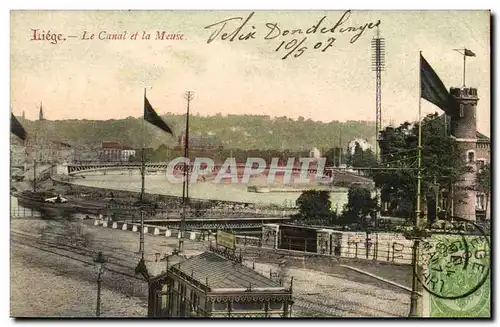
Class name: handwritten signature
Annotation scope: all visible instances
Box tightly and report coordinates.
[204,10,381,60]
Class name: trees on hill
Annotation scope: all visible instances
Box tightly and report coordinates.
[18,115,376,152]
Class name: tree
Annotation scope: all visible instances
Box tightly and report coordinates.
[324,147,346,167]
[476,163,491,216]
[342,186,377,223]
[373,113,473,218]
[294,190,333,225]
[346,142,377,169]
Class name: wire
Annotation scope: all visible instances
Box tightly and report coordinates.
[378,147,417,159]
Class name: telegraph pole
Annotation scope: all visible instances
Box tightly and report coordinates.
[178,91,193,254]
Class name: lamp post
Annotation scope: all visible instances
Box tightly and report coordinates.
[94,251,105,317]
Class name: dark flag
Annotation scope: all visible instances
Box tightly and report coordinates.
[144,96,173,135]
[420,54,458,114]
[464,49,476,57]
[11,113,27,141]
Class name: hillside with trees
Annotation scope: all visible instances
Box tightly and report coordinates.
[16,114,376,152]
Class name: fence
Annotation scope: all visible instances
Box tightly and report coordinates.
[235,235,261,247]
[10,206,42,218]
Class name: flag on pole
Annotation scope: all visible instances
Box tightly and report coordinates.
[420,54,458,114]
[464,49,476,57]
[11,113,27,141]
[144,96,173,135]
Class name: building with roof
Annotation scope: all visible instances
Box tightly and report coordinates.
[99,141,136,162]
[140,238,293,318]
[24,139,74,164]
[347,138,372,155]
[120,146,136,162]
[100,141,122,162]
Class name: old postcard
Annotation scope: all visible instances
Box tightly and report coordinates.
[9,10,491,318]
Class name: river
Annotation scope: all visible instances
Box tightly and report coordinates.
[70,174,350,209]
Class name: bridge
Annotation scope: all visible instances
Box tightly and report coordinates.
[62,162,374,186]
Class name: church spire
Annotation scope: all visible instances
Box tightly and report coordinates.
[39,102,44,121]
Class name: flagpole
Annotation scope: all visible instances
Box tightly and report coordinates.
[139,88,147,258]
[141,88,146,202]
[178,91,193,254]
[409,50,423,318]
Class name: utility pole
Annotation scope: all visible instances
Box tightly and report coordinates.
[434,176,439,221]
[339,130,343,166]
[96,268,102,316]
[178,91,193,254]
[33,159,37,192]
[139,211,144,257]
[409,51,424,317]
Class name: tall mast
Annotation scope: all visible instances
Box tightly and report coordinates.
[371,26,385,160]
[178,91,193,254]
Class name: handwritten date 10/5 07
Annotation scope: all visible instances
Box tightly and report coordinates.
[275,37,335,60]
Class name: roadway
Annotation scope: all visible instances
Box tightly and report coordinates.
[11,217,410,317]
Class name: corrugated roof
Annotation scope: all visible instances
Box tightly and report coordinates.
[171,251,281,290]
[102,141,122,149]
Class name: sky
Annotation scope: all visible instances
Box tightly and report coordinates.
[10,10,490,136]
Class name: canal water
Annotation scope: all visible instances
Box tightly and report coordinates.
[71,174,351,209]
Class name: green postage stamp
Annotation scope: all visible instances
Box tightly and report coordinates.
[420,233,491,317]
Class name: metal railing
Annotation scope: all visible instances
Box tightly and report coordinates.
[10,206,42,218]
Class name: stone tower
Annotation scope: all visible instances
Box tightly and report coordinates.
[449,87,478,221]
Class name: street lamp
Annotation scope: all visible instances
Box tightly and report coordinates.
[94,251,105,317]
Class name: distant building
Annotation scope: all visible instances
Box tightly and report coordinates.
[347,138,372,155]
[309,147,321,161]
[25,139,74,164]
[121,146,136,162]
[100,141,122,162]
[100,141,136,162]
[72,144,100,163]
[177,134,223,150]
[10,136,27,166]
